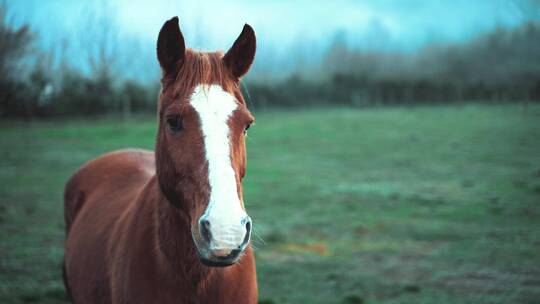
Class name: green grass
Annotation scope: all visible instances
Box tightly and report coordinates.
[1,104,540,303]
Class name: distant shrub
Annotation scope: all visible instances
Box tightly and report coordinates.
[246,72,540,109]
[1,64,159,118]
[121,80,160,113]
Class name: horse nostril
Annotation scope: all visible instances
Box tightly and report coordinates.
[199,219,212,242]
[241,217,252,248]
[245,219,252,235]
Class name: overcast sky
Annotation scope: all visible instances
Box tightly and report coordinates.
[6,0,540,79]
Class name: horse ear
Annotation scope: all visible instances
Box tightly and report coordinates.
[223,24,256,79]
[157,16,185,75]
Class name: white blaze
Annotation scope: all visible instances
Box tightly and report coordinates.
[190,84,247,250]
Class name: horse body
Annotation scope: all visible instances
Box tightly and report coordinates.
[64,17,258,303]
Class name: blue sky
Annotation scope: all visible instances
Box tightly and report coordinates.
[6,0,540,79]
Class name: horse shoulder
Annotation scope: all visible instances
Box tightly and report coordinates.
[108,180,165,303]
[64,148,154,232]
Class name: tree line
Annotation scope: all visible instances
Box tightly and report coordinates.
[248,22,540,109]
[1,2,538,119]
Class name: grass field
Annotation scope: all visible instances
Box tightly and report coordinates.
[1,104,539,303]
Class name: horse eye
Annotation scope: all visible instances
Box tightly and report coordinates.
[244,123,251,134]
[166,116,182,133]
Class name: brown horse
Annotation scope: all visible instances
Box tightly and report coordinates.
[63,17,258,303]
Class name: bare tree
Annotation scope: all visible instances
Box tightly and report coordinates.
[0,3,35,117]
[78,1,120,78]
[76,1,135,120]
[0,4,32,80]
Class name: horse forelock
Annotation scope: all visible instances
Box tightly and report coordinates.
[161,50,240,103]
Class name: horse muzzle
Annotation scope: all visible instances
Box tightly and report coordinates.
[194,215,252,267]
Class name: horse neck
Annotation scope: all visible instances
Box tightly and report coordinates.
[150,176,217,290]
